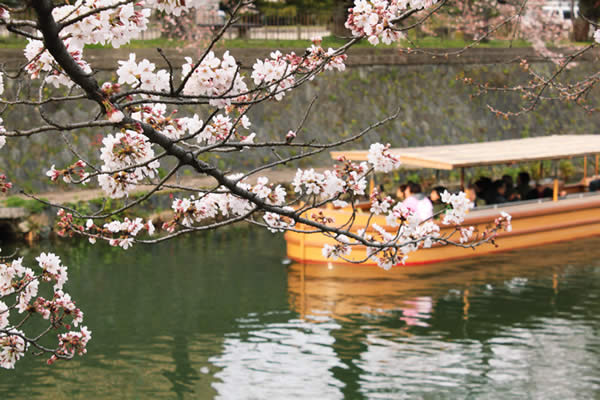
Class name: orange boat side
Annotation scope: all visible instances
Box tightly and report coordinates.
[284,195,600,266]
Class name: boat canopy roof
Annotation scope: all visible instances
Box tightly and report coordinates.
[330,135,600,170]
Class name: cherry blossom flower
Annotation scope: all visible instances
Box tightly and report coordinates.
[367,143,401,173]
[460,226,475,244]
[0,251,88,368]
[440,190,474,225]
[263,209,295,233]
[346,0,439,46]
[0,6,9,22]
[0,330,26,369]
[98,130,160,198]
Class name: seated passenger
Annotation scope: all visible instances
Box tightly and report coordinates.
[516,171,531,200]
[403,182,433,222]
[396,183,408,201]
[429,185,448,215]
[465,184,485,207]
[475,177,493,204]
[502,174,520,201]
[590,179,600,192]
[487,179,508,204]
[526,180,553,199]
[429,186,447,204]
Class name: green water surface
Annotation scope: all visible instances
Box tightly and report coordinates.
[1,230,599,399]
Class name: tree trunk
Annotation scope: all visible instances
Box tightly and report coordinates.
[331,0,352,37]
[573,17,590,41]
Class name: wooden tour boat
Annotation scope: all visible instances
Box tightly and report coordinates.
[284,135,600,266]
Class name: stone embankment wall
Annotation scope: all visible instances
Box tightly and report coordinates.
[1,47,599,192]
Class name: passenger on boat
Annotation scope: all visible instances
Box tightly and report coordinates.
[516,172,532,200]
[403,182,433,221]
[429,185,447,214]
[526,180,553,200]
[590,179,600,192]
[474,177,493,204]
[465,184,484,207]
[428,186,447,203]
[502,174,520,201]
[396,183,408,201]
[487,179,508,204]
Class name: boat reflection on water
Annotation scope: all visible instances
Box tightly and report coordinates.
[288,262,440,324]
[286,236,600,324]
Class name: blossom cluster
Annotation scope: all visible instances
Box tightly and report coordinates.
[189,113,248,145]
[319,184,505,269]
[360,215,440,269]
[164,175,289,233]
[251,41,347,101]
[0,174,11,193]
[55,210,155,249]
[46,160,89,184]
[24,38,92,88]
[519,0,574,59]
[0,6,9,21]
[369,188,394,215]
[263,210,296,233]
[251,51,298,101]
[0,73,4,148]
[293,168,347,198]
[367,143,401,173]
[322,235,352,260]
[440,190,474,225]
[0,251,90,369]
[24,2,147,85]
[496,211,512,233]
[22,0,197,88]
[181,51,250,108]
[292,162,369,202]
[144,0,202,17]
[54,1,150,49]
[131,104,185,140]
[345,0,439,45]
[85,217,155,249]
[297,37,348,73]
[98,130,160,198]
[116,54,170,93]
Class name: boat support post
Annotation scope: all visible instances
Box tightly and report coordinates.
[553,160,559,202]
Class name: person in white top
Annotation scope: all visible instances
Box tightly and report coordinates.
[402,182,433,222]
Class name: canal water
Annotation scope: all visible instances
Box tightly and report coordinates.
[1,230,599,399]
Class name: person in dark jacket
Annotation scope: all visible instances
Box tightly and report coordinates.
[516,171,531,200]
[488,179,508,204]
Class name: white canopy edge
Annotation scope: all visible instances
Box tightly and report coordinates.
[330,135,600,170]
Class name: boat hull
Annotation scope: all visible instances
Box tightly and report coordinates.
[284,195,600,267]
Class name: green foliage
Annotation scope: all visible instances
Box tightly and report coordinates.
[3,196,49,214]
[255,0,334,15]
[559,160,575,180]
[399,37,530,48]
[0,36,27,48]
[501,166,520,181]
[406,173,421,183]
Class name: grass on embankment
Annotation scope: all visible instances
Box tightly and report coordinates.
[3,34,590,50]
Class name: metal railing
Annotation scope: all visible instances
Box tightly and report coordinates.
[0,12,333,41]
